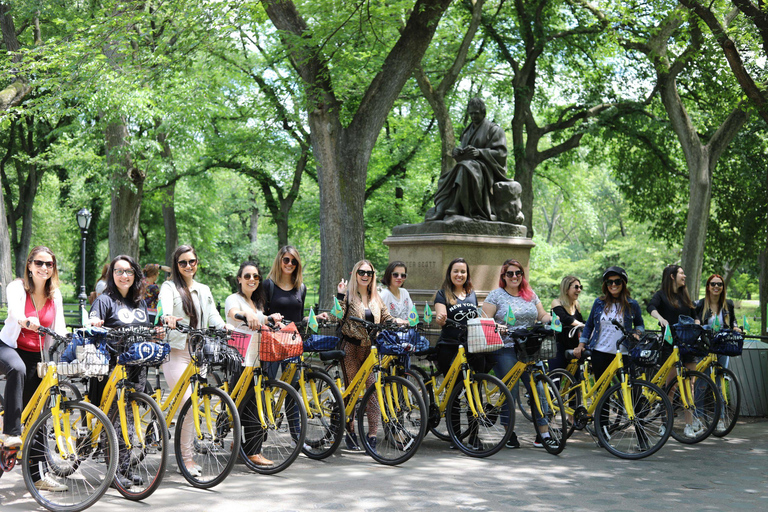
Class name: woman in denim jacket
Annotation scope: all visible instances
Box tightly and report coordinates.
[575,266,644,379]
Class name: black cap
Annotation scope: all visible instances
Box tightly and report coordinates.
[602,266,628,283]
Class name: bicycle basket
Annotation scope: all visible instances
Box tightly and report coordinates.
[710,330,744,356]
[511,326,556,363]
[625,333,661,367]
[673,320,709,356]
[117,341,170,366]
[416,325,441,349]
[375,329,411,355]
[303,333,340,352]
[466,318,504,353]
[259,322,303,362]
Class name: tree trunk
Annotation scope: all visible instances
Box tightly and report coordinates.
[0,181,12,290]
[161,182,177,266]
[13,164,40,277]
[106,119,143,260]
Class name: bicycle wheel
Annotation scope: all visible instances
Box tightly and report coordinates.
[425,373,450,441]
[665,370,721,444]
[446,373,514,458]
[297,371,344,460]
[240,378,307,474]
[711,367,740,437]
[175,386,241,488]
[57,380,83,402]
[407,365,431,410]
[547,368,582,439]
[528,372,566,455]
[109,391,168,501]
[594,379,672,460]
[22,400,118,512]
[357,375,426,465]
[515,382,534,422]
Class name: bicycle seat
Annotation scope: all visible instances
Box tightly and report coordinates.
[318,350,346,362]
[565,349,591,359]
[414,347,438,357]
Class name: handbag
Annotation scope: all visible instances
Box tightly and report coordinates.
[466,318,503,353]
[259,322,303,362]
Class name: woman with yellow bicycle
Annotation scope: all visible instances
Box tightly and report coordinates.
[0,246,67,492]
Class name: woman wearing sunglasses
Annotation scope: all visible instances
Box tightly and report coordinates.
[0,246,67,491]
[548,276,585,372]
[336,260,399,449]
[160,245,227,478]
[696,274,740,335]
[482,259,552,449]
[379,261,412,322]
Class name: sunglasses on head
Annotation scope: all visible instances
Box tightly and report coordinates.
[392,272,407,279]
[113,269,134,277]
[709,282,723,288]
[32,260,54,269]
[282,257,298,266]
[505,270,523,278]
[357,269,374,277]
[178,258,198,268]
[606,278,623,286]
[242,273,261,281]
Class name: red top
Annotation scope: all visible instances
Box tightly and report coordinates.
[17,293,55,352]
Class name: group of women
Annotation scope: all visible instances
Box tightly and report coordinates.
[0,244,744,490]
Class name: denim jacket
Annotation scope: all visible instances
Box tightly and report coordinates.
[578,297,645,349]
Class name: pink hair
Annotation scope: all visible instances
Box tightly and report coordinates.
[499,259,534,302]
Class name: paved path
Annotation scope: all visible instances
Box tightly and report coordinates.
[1,418,766,511]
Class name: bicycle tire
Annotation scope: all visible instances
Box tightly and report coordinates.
[594,379,672,460]
[109,391,168,501]
[665,370,721,444]
[425,373,450,441]
[547,368,581,439]
[446,373,514,458]
[297,371,344,460]
[175,386,241,488]
[711,367,740,437]
[515,382,534,422]
[529,372,567,455]
[407,365,431,410]
[57,380,83,402]
[239,378,307,474]
[22,400,118,512]
[357,375,426,465]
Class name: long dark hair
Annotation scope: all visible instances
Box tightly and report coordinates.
[236,261,265,311]
[703,274,728,325]
[381,261,407,287]
[105,255,145,307]
[171,245,199,328]
[600,273,631,316]
[439,258,473,306]
[661,264,694,309]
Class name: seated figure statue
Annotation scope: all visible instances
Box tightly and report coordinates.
[426,98,520,223]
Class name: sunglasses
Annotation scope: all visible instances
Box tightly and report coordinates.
[357,269,374,277]
[392,272,407,279]
[113,269,135,277]
[572,284,583,290]
[178,258,198,268]
[242,273,261,281]
[505,270,523,278]
[282,257,298,266]
[606,278,623,286]
[32,260,54,269]
[709,282,723,288]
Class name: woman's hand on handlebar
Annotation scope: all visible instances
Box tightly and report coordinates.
[241,310,262,330]
[19,317,40,331]
[89,317,105,328]
[163,316,183,329]
[573,343,586,358]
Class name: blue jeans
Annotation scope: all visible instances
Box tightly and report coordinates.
[492,346,548,428]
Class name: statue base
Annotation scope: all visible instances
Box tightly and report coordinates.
[383,223,534,308]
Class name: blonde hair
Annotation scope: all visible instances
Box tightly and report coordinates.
[267,246,303,290]
[346,260,383,310]
[558,276,581,313]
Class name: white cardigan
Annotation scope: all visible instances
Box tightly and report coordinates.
[159,280,226,350]
[0,279,66,350]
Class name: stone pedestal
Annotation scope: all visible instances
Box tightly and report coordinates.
[383,221,534,308]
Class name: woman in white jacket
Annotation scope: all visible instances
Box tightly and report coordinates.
[159,245,227,477]
[0,246,67,491]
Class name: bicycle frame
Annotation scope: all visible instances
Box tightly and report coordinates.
[646,346,696,411]
[424,345,483,419]
[500,361,549,421]
[151,361,213,440]
[560,351,637,420]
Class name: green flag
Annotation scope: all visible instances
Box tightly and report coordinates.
[423,303,433,324]
[743,315,750,334]
[712,315,721,333]
[551,310,563,332]
[504,305,516,326]
[408,304,419,327]
[330,297,344,319]
[308,308,318,333]
[154,300,163,326]
[664,324,673,345]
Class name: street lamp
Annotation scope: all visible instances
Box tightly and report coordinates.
[76,208,92,324]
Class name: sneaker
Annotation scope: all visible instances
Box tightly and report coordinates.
[683,424,696,437]
[0,435,22,449]
[114,473,134,489]
[34,474,69,492]
[366,435,377,453]
[716,420,726,432]
[467,436,482,451]
[186,465,202,478]
[691,417,703,433]
[541,437,559,450]
[247,453,274,466]
[505,432,520,449]
[345,432,360,451]
[123,468,144,486]
[533,436,544,448]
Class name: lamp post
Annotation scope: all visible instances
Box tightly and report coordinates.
[76,208,92,324]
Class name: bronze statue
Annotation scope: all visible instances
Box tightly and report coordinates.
[426,98,522,225]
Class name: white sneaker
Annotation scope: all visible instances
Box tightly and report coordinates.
[716,420,726,432]
[34,474,69,492]
[683,424,696,437]
[186,465,202,478]
[0,434,22,449]
[691,417,703,432]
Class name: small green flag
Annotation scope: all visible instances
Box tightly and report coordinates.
[504,305,516,326]
[154,300,163,326]
[423,303,433,324]
[712,315,721,333]
[408,304,419,327]
[308,308,319,333]
[664,324,673,345]
[743,315,750,334]
[551,310,562,332]
[330,297,344,319]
